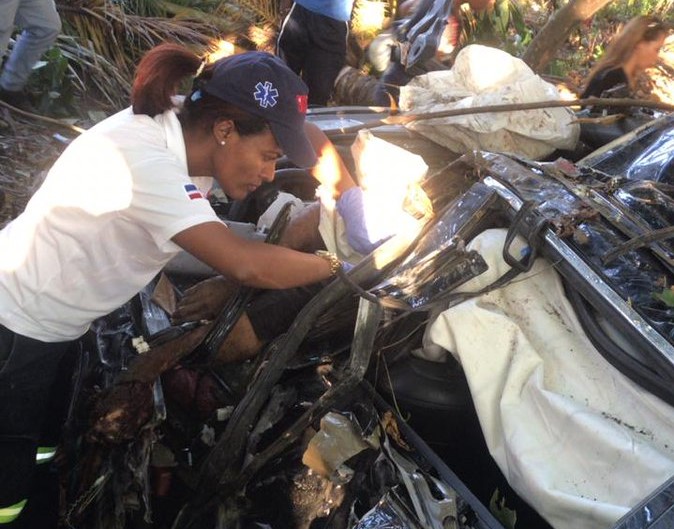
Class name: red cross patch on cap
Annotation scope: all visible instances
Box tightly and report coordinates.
[296,94,308,114]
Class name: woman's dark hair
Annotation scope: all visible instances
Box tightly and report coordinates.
[584,16,669,89]
[131,43,268,137]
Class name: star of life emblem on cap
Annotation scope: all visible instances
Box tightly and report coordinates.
[254,81,279,108]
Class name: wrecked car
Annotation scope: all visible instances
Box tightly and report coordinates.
[49,2,674,525]
[51,107,674,529]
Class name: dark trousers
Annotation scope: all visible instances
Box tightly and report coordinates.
[246,280,327,342]
[0,325,75,526]
[277,3,348,106]
[373,60,414,106]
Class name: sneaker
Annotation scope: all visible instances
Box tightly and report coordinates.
[0,88,34,112]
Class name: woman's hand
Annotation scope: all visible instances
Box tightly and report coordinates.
[172,276,238,324]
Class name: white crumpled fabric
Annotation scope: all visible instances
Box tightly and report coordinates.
[421,228,674,529]
[318,130,429,264]
[256,191,306,231]
[399,45,579,160]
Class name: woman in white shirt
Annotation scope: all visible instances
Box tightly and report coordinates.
[0,43,344,527]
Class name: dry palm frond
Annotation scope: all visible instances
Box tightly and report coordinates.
[57,1,233,110]
[118,0,169,17]
[225,0,278,28]
[54,0,292,113]
[160,0,251,32]
[57,35,134,110]
[121,13,219,48]
[653,0,674,17]
[247,23,277,53]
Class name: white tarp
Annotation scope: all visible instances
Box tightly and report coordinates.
[420,228,674,529]
[399,45,580,160]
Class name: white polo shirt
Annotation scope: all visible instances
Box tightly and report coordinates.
[0,108,220,342]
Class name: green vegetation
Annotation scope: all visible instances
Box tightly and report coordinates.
[463,0,533,56]
[602,0,674,20]
[27,47,75,116]
[654,286,674,308]
[489,488,517,529]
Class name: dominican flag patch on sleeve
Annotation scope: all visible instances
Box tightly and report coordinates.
[183,183,204,200]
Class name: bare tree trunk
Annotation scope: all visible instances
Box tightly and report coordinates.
[522,0,613,73]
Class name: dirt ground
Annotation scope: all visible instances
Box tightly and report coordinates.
[0,108,78,227]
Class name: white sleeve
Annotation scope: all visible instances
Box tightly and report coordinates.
[126,159,222,249]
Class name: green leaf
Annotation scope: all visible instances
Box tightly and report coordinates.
[510,2,527,35]
[498,1,509,33]
[489,488,517,529]
[653,287,674,308]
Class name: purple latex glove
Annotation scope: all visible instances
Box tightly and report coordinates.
[336,187,394,255]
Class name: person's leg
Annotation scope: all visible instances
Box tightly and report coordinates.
[304,16,348,106]
[213,313,265,363]
[0,0,61,92]
[15,344,77,529]
[276,3,309,77]
[213,281,327,364]
[0,325,71,527]
[0,0,21,61]
[277,202,324,252]
[375,59,413,106]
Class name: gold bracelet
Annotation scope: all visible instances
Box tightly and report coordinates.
[315,250,342,276]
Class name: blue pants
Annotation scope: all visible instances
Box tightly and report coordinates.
[0,0,61,91]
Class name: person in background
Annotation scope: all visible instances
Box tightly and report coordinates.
[0,43,344,527]
[581,15,669,99]
[0,0,62,108]
[371,0,494,106]
[276,0,355,106]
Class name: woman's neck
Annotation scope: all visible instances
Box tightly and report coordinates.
[622,56,639,88]
[183,126,215,177]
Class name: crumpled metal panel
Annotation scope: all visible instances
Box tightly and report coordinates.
[611,475,674,529]
[476,152,674,343]
[625,132,674,184]
[581,115,674,185]
[615,181,674,243]
[570,221,674,340]
[372,185,494,310]
[354,492,414,529]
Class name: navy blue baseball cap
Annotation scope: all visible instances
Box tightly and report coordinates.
[200,52,317,168]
